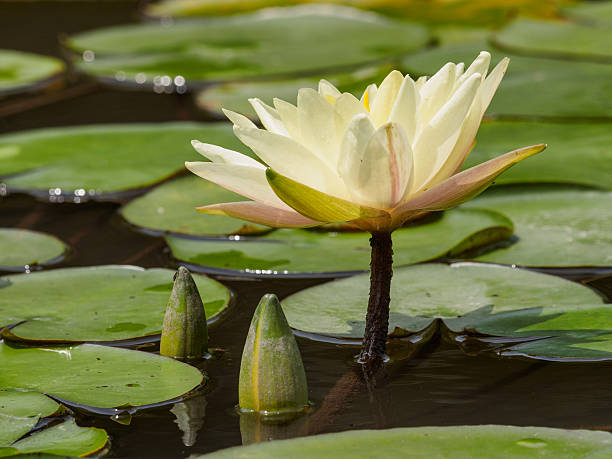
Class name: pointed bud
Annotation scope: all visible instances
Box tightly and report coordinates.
[239,294,308,414]
[160,266,208,359]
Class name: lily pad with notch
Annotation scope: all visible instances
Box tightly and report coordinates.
[464,121,612,189]
[462,186,612,268]
[0,122,247,201]
[165,208,514,277]
[66,6,428,88]
[196,425,612,458]
[0,229,68,272]
[402,40,612,119]
[0,265,230,343]
[281,262,603,339]
[0,49,65,97]
[0,341,204,409]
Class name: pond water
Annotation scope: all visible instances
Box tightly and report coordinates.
[1,1,612,457]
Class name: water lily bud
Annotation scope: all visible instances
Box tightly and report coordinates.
[239,293,308,414]
[160,266,208,359]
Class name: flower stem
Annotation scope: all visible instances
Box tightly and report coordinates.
[358,231,393,366]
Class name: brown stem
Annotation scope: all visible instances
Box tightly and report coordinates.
[358,231,393,366]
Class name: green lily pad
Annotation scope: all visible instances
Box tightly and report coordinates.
[563,1,612,26]
[120,175,269,237]
[66,6,428,86]
[196,425,612,458]
[281,262,602,338]
[0,122,247,199]
[465,121,612,189]
[0,265,230,343]
[0,49,65,97]
[0,229,68,271]
[0,342,204,408]
[0,413,39,447]
[493,18,612,62]
[464,304,612,361]
[196,65,392,119]
[165,208,513,276]
[0,419,108,458]
[463,187,612,267]
[0,391,61,419]
[402,40,612,119]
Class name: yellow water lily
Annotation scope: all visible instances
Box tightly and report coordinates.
[187,51,544,233]
[186,52,545,365]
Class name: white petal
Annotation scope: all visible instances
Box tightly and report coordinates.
[297,88,342,168]
[389,75,419,143]
[455,51,490,89]
[248,98,289,136]
[318,79,341,103]
[222,108,257,129]
[418,62,456,126]
[481,57,509,112]
[185,161,288,209]
[415,76,427,89]
[410,73,482,193]
[273,98,301,141]
[233,125,347,199]
[190,140,264,168]
[360,83,378,111]
[370,70,404,127]
[339,117,412,208]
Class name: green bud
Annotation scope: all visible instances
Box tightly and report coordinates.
[160,266,208,359]
[239,293,308,415]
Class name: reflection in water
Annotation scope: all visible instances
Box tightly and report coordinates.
[171,394,207,447]
[239,411,307,445]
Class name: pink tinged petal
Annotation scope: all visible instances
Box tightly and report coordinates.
[389,75,419,143]
[273,98,301,141]
[318,79,342,103]
[248,98,289,136]
[370,70,404,127]
[266,167,389,224]
[410,73,482,193]
[455,51,491,89]
[185,161,289,209]
[190,140,264,168]
[232,125,348,199]
[197,201,320,228]
[339,117,412,209]
[418,62,457,126]
[392,144,546,224]
[222,108,257,129]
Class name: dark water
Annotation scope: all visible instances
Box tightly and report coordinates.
[2,2,612,457]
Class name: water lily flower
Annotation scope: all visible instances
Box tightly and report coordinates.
[186,52,545,365]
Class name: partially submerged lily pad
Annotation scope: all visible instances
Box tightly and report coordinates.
[494,18,612,62]
[67,6,428,87]
[0,49,65,97]
[0,342,204,408]
[0,122,246,200]
[0,419,108,458]
[121,175,269,236]
[165,208,513,276]
[197,425,612,458]
[402,40,612,119]
[0,265,230,343]
[463,186,612,267]
[563,1,612,26]
[281,263,602,338]
[0,229,68,272]
[466,121,612,189]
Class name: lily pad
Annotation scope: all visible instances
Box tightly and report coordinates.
[196,425,612,458]
[493,18,612,62]
[0,419,108,458]
[0,122,246,200]
[465,121,612,189]
[402,40,612,119]
[165,208,513,276]
[281,262,602,338]
[121,175,269,237]
[0,342,204,408]
[196,65,392,119]
[0,391,61,419]
[0,49,65,97]
[564,1,612,26]
[66,6,428,86]
[0,265,230,343]
[0,229,68,271]
[464,304,612,361]
[463,186,612,267]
